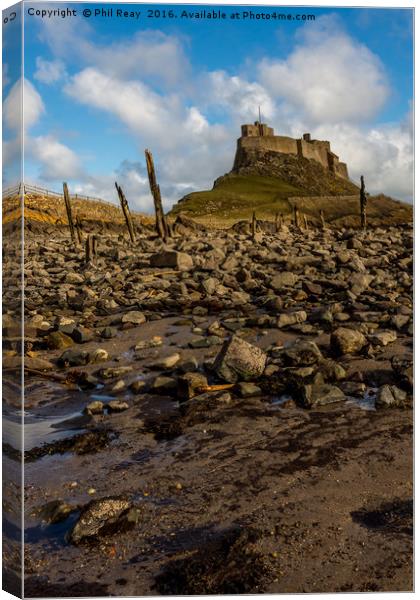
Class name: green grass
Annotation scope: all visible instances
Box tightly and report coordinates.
[170,174,303,224]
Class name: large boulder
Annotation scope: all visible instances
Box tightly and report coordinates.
[330,327,367,355]
[212,335,267,383]
[150,251,193,271]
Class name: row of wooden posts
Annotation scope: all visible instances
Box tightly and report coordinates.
[63,155,369,261]
[62,149,173,263]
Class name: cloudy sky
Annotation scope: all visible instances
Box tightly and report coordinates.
[3,4,413,209]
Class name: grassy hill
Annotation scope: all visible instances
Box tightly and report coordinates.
[170,150,412,228]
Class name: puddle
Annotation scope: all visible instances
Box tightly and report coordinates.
[3,411,86,452]
[346,387,377,411]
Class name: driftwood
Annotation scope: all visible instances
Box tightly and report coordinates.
[360,175,367,229]
[145,149,170,240]
[115,182,136,243]
[63,182,76,243]
[303,214,308,230]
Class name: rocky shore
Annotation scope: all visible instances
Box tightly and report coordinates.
[3,216,413,594]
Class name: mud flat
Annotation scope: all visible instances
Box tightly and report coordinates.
[3,216,413,594]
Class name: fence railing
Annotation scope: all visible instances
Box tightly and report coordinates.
[2,182,117,207]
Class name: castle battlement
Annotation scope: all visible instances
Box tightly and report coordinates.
[234,122,349,180]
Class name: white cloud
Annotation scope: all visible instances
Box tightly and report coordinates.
[3,78,44,131]
[30,135,83,180]
[203,71,276,123]
[259,15,389,125]
[34,57,66,84]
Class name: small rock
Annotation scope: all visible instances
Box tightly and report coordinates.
[178,372,208,400]
[235,382,262,398]
[282,339,323,367]
[85,400,104,415]
[277,311,307,329]
[89,348,109,363]
[98,366,133,379]
[271,272,298,289]
[151,376,178,393]
[100,326,117,339]
[46,331,74,350]
[368,330,397,347]
[121,311,146,326]
[300,384,346,408]
[57,349,89,367]
[134,336,162,350]
[71,326,94,344]
[149,353,181,370]
[108,400,129,412]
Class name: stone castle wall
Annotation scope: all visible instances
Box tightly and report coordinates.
[234,123,349,180]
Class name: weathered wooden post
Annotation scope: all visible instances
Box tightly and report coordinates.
[63,182,76,243]
[360,175,367,229]
[75,215,83,245]
[319,209,325,229]
[85,234,97,264]
[293,205,300,228]
[251,211,257,239]
[115,182,136,243]
[145,149,170,240]
[303,214,308,230]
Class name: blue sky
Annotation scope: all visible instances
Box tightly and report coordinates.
[3,3,414,207]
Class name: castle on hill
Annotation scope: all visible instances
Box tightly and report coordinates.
[233,121,349,180]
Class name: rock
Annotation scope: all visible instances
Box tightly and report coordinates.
[134,336,162,350]
[271,272,298,289]
[150,353,181,370]
[178,372,208,400]
[319,359,346,382]
[282,339,323,367]
[34,499,76,524]
[150,251,193,271]
[277,311,307,329]
[212,335,267,383]
[108,400,129,412]
[46,331,74,350]
[65,272,84,284]
[57,349,89,367]
[368,330,397,347]
[71,326,94,344]
[97,366,133,379]
[340,381,366,397]
[300,384,346,408]
[151,376,178,393]
[302,281,323,296]
[235,382,262,398]
[89,348,109,363]
[178,356,199,373]
[201,277,219,295]
[130,380,147,394]
[330,327,367,355]
[68,497,139,545]
[391,355,413,390]
[349,273,373,296]
[85,400,104,415]
[121,311,146,326]
[111,379,126,393]
[99,326,117,339]
[376,385,407,408]
[391,314,410,330]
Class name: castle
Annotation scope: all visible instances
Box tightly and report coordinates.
[233,122,349,180]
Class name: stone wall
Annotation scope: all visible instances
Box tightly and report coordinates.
[237,135,298,156]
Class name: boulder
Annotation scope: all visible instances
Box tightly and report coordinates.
[375,385,407,408]
[68,497,139,545]
[212,335,267,383]
[150,251,193,271]
[330,327,367,355]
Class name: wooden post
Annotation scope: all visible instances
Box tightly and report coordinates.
[75,215,83,245]
[293,205,300,228]
[85,234,96,264]
[303,214,308,230]
[145,149,170,240]
[251,211,257,239]
[115,182,136,243]
[360,175,367,229]
[319,209,325,229]
[63,182,76,243]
